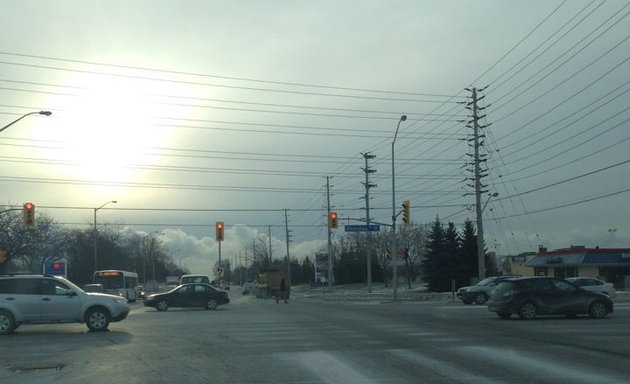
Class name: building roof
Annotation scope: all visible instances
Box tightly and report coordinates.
[526,247,630,267]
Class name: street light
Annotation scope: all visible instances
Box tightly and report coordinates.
[477,192,498,280]
[0,110,52,134]
[93,200,117,271]
[391,114,407,301]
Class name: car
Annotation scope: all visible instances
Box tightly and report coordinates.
[0,274,130,334]
[456,276,515,304]
[566,277,616,297]
[241,282,256,295]
[143,283,229,311]
[488,276,613,320]
[135,285,146,299]
[179,274,211,285]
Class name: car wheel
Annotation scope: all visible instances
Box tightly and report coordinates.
[0,310,17,334]
[206,299,218,310]
[86,307,111,331]
[497,312,511,319]
[589,300,608,319]
[474,293,488,305]
[157,300,169,311]
[518,302,537,320]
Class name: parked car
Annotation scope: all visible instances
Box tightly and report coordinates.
[488,276,613,320]
[0,274,130,334]
[566,277,616,297]
[456,276,515,304]
[143,283,229,311]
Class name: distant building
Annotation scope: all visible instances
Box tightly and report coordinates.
[526,245,630,289]
[499,252,537,277]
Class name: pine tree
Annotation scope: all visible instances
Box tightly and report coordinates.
[422,216,446,291]
[459,219,478,286]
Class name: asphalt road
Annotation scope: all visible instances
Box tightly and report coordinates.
[2,291,630,384]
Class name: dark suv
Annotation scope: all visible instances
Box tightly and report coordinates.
[488,276,613,320]
[0,274,130,334]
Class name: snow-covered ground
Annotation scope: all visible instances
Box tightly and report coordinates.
[292,283,630,302]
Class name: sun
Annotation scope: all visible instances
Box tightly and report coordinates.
[51,75,174,184]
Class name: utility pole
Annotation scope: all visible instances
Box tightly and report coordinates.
[326,176,333,289]
[268,225,273,267]
[284,209,292,284]
[467,87,489,281]
[362,152,376,293]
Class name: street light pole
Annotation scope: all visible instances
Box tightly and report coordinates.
[391,115,407,301]
[93,200,117,271]
[0,111,52,134]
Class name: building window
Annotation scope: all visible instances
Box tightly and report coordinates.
[554,267,578,278]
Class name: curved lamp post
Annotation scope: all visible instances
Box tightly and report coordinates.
[93,200,117,271]
[0,110,52,134]
[391,115,407,301]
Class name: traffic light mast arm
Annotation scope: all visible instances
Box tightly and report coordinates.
[343,217,393,228]
[0,208,22,214]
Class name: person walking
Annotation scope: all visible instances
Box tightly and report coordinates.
[276,278,289,304]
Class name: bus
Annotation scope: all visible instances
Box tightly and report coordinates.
[93,270,139,302]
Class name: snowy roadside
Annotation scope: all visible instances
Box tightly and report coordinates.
[291,284,630,303]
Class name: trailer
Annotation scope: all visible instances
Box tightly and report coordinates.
[255,270,290,301]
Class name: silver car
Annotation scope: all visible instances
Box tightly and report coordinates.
[457,276,516,305]
[566,277,616,297]
[0,274,130,334]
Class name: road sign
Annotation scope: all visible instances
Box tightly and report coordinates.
[344,224,380,232]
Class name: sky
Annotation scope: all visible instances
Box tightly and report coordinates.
[1,1,629,276]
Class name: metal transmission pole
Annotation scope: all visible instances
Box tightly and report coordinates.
[326,176,333,289]
[361,152,377,293]
[466,87,490,281]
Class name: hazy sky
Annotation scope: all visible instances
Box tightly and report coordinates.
[1,1,629,275]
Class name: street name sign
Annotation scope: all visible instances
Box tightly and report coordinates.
[344,224,380,232]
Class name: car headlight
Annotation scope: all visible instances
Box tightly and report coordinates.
[113,297,128,305]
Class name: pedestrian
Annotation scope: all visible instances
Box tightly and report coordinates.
[276,278,289,304]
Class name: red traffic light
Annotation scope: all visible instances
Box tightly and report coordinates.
[23,202,35,228]
[52,262,65,270]
[215,221,225,241]
[328,212,338,229]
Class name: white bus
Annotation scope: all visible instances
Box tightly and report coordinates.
[93,270,139,302]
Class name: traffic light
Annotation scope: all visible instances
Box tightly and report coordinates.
[23,202,35,228]
[402,200,410,225]
[215,221,224,241]
[328,212,338,229]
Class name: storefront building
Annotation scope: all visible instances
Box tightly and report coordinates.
[526,246,630,289]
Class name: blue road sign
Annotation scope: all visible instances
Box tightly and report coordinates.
[344,224,380,232]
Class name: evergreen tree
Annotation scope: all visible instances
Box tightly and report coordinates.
[459,219,478,286]
[443,222,461,290]
[422,216,446,291]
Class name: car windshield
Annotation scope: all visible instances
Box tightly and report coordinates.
[476,277,496,286]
